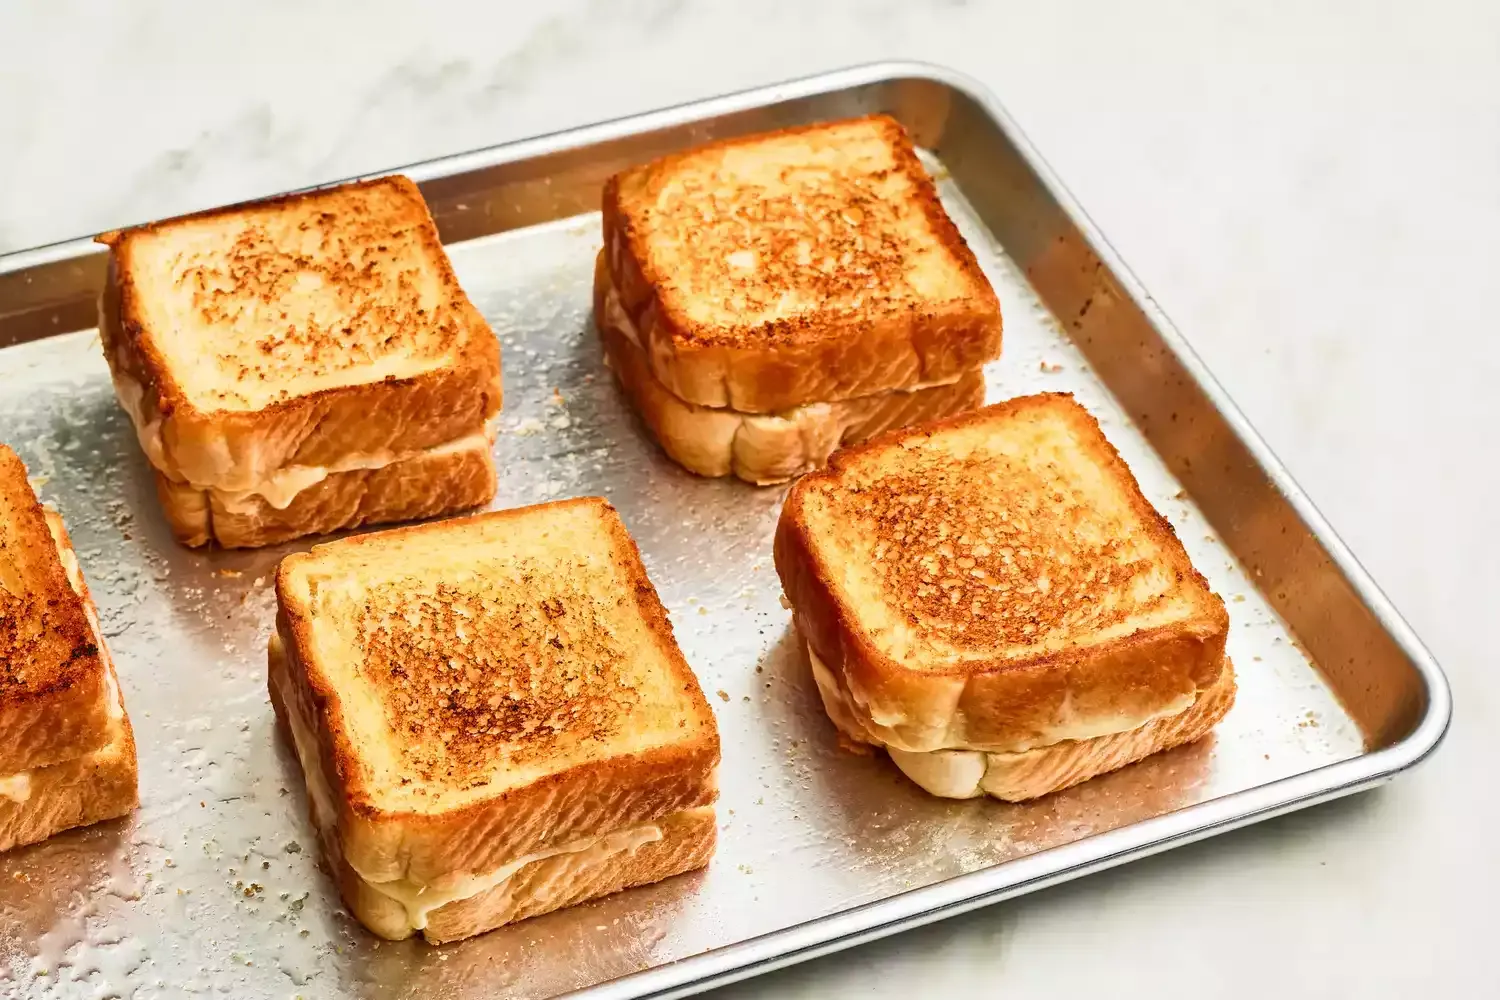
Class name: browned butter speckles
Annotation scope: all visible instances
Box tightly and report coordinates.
[167,212,458,403]
[639,170,911,340]
[0,446,102,703]
[357,568,640,786]
[609,114,1000,351]
[783,393,1226,669]
[100,174,495,415]
[834,453,1165,649]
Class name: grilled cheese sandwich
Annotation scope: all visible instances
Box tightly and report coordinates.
[271,497,720,942]
[97,175,502,547]
[598,115,1000,482]
[775,394,1234,801]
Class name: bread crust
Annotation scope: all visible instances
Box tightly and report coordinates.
[0,447,111,773]
[775,394,1230,755]
[272,498,720,888]
[0,662,138,853]
[594,252,985,484]
[602,115,1001,412]
[97,176,502,494]
[309,795,715,943]
[153,431,497,549]
[978,658,1235,801]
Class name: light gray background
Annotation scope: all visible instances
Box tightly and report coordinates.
[2,1,1494,995]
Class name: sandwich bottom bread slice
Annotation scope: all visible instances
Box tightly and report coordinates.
[593,252,986,485]
[155,430,497,549]
[0,511,138,853]
[808,637,1235,800]
[270,498,720,943]
[775,393,1234,802]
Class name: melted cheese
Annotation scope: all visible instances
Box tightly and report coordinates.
[885,747,987,799]
[112,369,171,472]
[113,366,496,511]
[213,426,496,514]
[603,284,642,350]
[808,645,1195,799]
[362,821,665,932]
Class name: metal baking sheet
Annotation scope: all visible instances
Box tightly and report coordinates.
[0,63,1450,999]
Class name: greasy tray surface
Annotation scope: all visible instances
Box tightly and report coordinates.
[0,65,1445,1000]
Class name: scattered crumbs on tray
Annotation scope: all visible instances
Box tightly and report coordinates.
[716,690,729,702]
[510,417,545,436]
[1038,360,1064,373]
[1232,594,1246,602]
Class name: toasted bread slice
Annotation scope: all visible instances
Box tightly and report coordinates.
[595,252,985,484]
[0,447,112,773]
[603,115,1001,413]
[97,175,502,496]
[154,427,497,549]
[775,394,1229,774]
[0,509,138,852]
[272,498,719,941]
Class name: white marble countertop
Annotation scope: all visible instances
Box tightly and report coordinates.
[2,0,1495,996]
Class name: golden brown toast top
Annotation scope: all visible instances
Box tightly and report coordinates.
[276,498,719,815]
[98,175,497,415]
[0,446,105,711]
[783,394,1227,675]
[605,114,1000,350]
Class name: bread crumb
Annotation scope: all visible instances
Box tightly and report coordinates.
[1038,361,1063,374]
[511,418,545,436]
[716,690,729,702]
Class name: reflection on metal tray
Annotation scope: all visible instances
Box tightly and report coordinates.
[0,62,1449,1000]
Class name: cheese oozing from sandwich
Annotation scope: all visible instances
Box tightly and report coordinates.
[807,645,1197,799]
[113,363,494,510]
